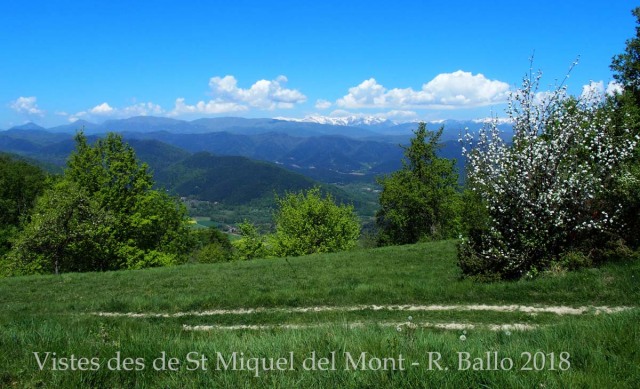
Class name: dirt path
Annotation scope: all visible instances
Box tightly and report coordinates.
[93,304,633,318]
[181,322,538,331]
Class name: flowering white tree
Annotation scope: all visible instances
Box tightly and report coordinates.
[460,70,638,278]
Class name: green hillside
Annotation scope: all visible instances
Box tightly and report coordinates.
[0,132,369,214]
[156,152,333,205]
[0,151,62,174]
[1,241,638,387]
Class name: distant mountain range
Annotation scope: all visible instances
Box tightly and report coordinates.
[0,134,358,209]
[0,116,512,195]
[20,116,379,138]
[2,115,513,142]
[274,115,398,129]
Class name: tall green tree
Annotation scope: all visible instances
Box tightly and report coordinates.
[271,187,360,257]
[376,123,459,245]
[611,7,640,104]
[9,132,190,275]
[9,180,113,275]
[610,6,640,248]
[0,155,48,261]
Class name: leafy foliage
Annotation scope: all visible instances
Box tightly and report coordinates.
[375,123,459,245]
[233,220,268,261]
[0,155,48,258]
[611,7,640,104]
[189,227,234,263]
[459,70,638,279]
[609,7,640,248]
[8,132,190,275]
[271,188,360,257]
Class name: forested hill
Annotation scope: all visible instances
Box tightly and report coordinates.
[155,152,334,205]
[0,133,359,208]
[1,118,485,184]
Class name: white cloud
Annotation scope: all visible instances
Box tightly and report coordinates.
[533,90,557,105]
[581,81,605,99]
[69,101,165,122]
[90,102,115,115]
[208,75,306,109]
[10,96,44,116]
[315,99,332,110]
[336,71,510,109]
[380,110,419,120]
[337,78,387,108]
[168,75,306,116]
[606,81,623,96]
[581,80,624,100]
[121,102,164,116]
[169,97,248,116]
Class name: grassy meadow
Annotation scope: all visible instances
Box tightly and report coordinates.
[1,240,639,388]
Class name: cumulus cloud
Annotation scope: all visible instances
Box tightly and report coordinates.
[533,90,557,105]
[208,75,306,109]
[10,96,44,116]
[170,97,247,116]
[69,101,165,122]
[581,80,624,100]
[169,75,306,116]
[90,102,115,115]
[382,110,419,120]
[605,81,623,96]
[315,99,332,110]
[121,102,164,116]
[336,71,510,109]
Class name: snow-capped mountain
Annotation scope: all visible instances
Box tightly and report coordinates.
[472,117,514,125]
[275,115,399,128]
[275,114,513,129]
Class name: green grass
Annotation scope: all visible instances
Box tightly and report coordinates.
[1,240,639,387]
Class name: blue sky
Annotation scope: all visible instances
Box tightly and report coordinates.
[1,0,638,128]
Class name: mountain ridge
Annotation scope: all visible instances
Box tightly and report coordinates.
[3,115,513,141]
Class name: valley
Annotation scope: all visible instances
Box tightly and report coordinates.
[0,116,487,228]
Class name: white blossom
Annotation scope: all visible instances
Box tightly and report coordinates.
[460,69,636,274]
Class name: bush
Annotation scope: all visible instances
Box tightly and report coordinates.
[188,227,234,263]
[233,220,268,260]
[271,188,360,257]
[123,248,179,270]
[459,69,637,279]
[558,251,593,271]
[192,243,231,263]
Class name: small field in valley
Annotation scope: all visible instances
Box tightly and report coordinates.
[1,240,639,388]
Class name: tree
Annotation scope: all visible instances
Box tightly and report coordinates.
[9,132,190,275]
[190,227,234,263]
[609,6,640,248]
[9,180,113,275]
[271,188,360,257]
[0,155,48,256]
[375,123,459,245]
[611,7,640,104]
[459,70,638,279]
[233,220,268,260]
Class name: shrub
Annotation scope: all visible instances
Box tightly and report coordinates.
[271,188,360,257]
[459,68,638,279]
[189,227,234,263]
[233,220,268,260]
